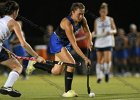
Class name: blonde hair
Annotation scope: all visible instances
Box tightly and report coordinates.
[100,2,108,10]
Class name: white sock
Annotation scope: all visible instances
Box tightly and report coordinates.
[104,62,112,74]
[96,63,104,79]
[4,71,19,87]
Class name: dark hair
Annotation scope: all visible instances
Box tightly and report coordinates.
[100,2,108,10]
[0,1,19,17]
[70,2,85,13]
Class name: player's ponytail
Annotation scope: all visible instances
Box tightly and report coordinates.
[0,1,19,17]
[4,1,19,15]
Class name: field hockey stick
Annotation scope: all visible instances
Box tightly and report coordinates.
[86,49,91,94]
[1,46,81,67]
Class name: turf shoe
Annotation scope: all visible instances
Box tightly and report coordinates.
[26,60,36,75]
[97,78,102,83]
[0,87,21,97]
[62,90,78,97]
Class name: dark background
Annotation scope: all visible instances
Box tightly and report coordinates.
[4,0,140,46]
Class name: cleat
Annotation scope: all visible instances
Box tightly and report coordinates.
[0,87,8,95]
[62,90,78,97]
[26,60,36,75]
[0,87,21,97]
[97,78,102,83]
[70,90,78,97]
[105,74,109,82]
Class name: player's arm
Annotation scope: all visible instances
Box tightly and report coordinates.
[9,20,45,63]
[92,19,105,38]
[62,18,88,60]
[82,17,93,49]
[108,17,117,35]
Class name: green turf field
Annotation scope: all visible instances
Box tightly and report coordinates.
[0,75,140,100]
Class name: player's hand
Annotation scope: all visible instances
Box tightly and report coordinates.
[106,31,112,35]
[36,56,46,63]
[84,57,91,66]
[87,41,93,50]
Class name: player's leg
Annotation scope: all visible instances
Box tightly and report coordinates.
[121,49,129,76]
[13,44,28,80]
[135,47,140,74]
[96,50,104,83]
[51,55,64,75]
[103,50,112,82]
[0,56,22,97]
[54,47,77,97]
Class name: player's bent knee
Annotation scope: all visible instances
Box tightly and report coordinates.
[13,65,23,74]
[51,69,62,75]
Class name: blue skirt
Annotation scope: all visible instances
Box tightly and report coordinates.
[48,32,71,54]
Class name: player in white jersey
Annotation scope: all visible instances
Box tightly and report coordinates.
[0,1,45,97]
[93,3,117,83]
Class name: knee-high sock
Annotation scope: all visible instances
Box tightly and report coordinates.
[104,62,112,74]
[96,63,104,79]
[65,71,73,92]
[4,71,19,87]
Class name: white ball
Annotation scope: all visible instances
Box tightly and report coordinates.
[89,92,95,97]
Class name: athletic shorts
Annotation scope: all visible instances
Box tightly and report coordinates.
[48,32,71,54]
[13,44,27,56]
[135,47,140,56]
[114,49,129,59]
[95,47,113,52]
[0,48,12,62]
[128,47,138,57]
